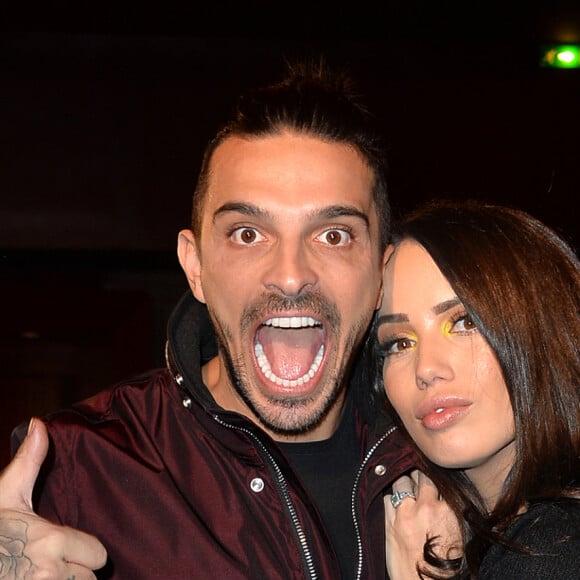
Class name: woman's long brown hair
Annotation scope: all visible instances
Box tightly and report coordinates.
[378,199,580,578]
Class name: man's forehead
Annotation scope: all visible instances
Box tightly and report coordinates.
[205,133,376,210]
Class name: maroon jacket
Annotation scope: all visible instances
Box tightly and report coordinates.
[18,294,416,579]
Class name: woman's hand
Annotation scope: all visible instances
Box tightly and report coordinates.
[385,470,462,579]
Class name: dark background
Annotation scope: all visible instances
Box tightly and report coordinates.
[1,2,579,464]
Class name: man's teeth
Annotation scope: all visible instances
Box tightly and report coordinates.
[254,316,324,387]
[435,408,444,414]
[263,316,319,328]
[254,342,324,388]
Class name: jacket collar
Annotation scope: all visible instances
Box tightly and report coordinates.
[165,291,218,409]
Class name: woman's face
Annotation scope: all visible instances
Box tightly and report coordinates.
[378,240,515,497]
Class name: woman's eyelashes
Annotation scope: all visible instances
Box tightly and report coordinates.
[377,334,417,358]
[446,311,478,335]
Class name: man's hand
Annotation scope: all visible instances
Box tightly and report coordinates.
[0,418,107,579]
[384,470,462,580]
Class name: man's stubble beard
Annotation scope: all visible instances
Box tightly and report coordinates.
[206,292,372,436]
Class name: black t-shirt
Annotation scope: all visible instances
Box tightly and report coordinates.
[280,393,360,579]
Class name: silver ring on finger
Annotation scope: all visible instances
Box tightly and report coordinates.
[390,490,416,509]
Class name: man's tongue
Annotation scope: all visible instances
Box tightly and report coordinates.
[256,326,324,380]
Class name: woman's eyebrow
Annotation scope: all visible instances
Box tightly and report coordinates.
[433,297,461,315]
[377,297,461,327]
[377,313,408,326]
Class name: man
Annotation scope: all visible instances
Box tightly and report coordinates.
[0,61,417,579]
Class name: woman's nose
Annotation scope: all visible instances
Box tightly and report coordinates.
[414,342,455,390]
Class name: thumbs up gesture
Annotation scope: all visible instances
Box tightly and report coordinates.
[0,418,107,579]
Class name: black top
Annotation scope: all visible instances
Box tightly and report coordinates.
[281,391,360,580]
[479,499,580,579]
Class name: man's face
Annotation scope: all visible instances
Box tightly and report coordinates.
[179,132,385,441]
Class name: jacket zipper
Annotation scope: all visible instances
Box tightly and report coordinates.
[213,415,319,580]
[351,426,397,580]
[167,353,318,578]
[169,350,393,580]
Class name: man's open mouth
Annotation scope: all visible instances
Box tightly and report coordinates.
[254,316,325,388]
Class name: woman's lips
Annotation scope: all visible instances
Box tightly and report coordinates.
[416,397,472,431]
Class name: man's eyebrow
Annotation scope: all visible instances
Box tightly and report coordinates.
[317,205,370,227]
[377,298,462,327]
[213,202,370,226]
[213,202,273,222]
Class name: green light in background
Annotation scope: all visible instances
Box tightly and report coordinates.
[541,45,580,69]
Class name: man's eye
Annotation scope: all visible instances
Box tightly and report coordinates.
[230,227,264,244]
[316,229,351,246]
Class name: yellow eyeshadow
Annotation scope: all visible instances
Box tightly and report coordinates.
[442,320,454,336]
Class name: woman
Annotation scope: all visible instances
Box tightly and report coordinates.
[376,199,580,579]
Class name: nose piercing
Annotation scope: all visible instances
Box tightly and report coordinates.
[417,377,429,389]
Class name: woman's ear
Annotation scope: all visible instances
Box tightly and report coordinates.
[177,230,206,303]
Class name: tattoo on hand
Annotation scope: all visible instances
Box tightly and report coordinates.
[0,519,33,578]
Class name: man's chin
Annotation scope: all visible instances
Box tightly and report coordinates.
[247,381,342,437]
[255,404,325,437]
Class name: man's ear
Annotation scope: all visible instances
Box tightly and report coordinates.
[177,229,206,304]
[374,244,396,310]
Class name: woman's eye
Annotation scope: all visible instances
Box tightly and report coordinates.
[451,314,477,333]
[382,337,416,356]
[230,227,265,245]
[316,229,351,246]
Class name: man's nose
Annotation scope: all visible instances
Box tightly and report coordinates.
[262,241,318,296]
